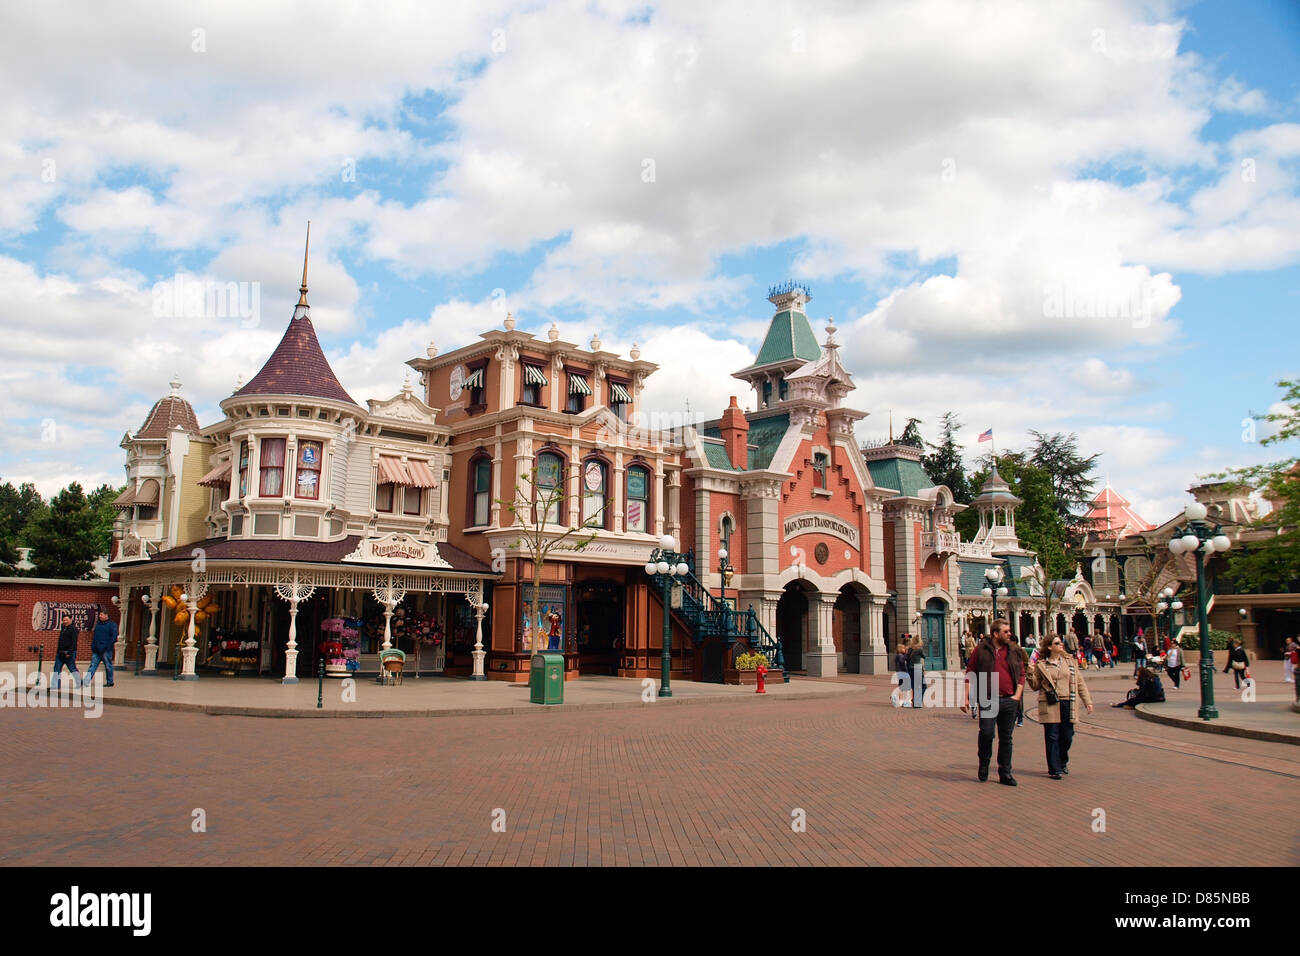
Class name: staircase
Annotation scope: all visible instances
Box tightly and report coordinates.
[648,552,788,682]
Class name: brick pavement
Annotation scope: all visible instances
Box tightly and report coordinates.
[1,672,1297,866]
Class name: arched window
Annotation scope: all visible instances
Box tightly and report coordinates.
[581,457,608,529]
[720,514,734,555]
[625,464,650,533]
[469,453,492,527]
[536,451,565,525]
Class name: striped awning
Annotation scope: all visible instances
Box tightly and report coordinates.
[463,367,484,389]
[609,382,632,403]
[134,479,160,505]
[405,459,438,489]
[197,460,232,488]
[377,456,412,486]
[111,486,136,509]
[523,365,548,387]
[569,373,591,396]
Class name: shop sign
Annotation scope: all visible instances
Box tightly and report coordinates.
[782,511,860,549]
[342,532,451,568]
[32,601,105,631]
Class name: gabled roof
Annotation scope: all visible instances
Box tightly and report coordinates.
[1086,483,1153,536]
[233,311,359,407]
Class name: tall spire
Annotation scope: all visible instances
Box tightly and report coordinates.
[297,221,311,307]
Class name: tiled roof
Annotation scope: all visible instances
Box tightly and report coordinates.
[747,309,822,369]
[700,441,739,471]
[745,413,789,470]
[234,313,359,407]
[865,456,933,497]
[1086,484,1153,535]
[957,560,990,596]
[145,535,494,575]
[135,395,201,439]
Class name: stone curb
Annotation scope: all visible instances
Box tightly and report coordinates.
[1133,703,1300,746]
[100,685,867,719]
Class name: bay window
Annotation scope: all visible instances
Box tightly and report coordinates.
[295,440,322,499]
[259,438,286,496]
[238,441,250,497]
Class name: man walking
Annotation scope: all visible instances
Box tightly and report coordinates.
[84,609,117,687]
[52,612,81,689]
[961,618,1024,786]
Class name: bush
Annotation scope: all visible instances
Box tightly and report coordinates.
[1179,629,1236,651]
[733,651,770,671]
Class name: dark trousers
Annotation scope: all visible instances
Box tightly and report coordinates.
[977,696,1018,777]
[52,655,80,688]
[1043,700,1074,773]
[1229,668,1246,688]
[1167,664,1181,688]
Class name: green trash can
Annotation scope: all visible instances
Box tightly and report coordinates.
[529,653,565,705]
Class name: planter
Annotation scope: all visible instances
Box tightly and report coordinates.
[325,662,351,678]
[724,668,761,685]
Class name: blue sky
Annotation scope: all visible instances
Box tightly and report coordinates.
[0,0,1297,524]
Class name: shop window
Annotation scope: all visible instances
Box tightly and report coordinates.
[581,458,608,529]
[259,438,286,496]
[295,440,322,499]
[566,372,591,413]
[238,440,250,497]
[625,464,650,533]
[812,452,828,490]
[376,484,395,513]
[536,451,565,525]
[521,364,547,406]
[471,455,492,527]
[609,381,632,422]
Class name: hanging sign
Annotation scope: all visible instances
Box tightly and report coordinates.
[342,532,451,568]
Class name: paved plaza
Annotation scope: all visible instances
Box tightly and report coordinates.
[2,663,1297,867]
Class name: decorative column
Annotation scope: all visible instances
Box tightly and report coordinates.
[472,593,488,681]
[805,593,839,677]
[860,595,890,674]
[113,582,130,666]
[275,571,317,685]
[179,578,206,680]
[372,575,406,652]
[144,583,163,673]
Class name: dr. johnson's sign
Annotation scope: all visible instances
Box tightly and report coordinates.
[782,512,860,550]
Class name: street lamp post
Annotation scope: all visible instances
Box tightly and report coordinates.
[644,534,689,698]
[1155,585,1184,649]
[981,565,1009,625]
[1167,501,1232,721]
[718,547,735,632]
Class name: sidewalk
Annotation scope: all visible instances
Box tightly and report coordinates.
[0,662,863,718]
[1135,695,1300,745]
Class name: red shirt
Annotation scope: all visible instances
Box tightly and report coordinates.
[966,643,1018,696]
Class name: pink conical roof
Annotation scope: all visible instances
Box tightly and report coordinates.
[1086,483,1153,537]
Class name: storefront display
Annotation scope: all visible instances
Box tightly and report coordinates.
[210,626,260,674]
[321,617,362,677]
[520,584,568,653]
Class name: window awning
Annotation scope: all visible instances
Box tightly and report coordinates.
[569,373,592,396]
[134,479,160,505]
[111,487,136,509]
[377,456,412,486]
[609,382,632,403]
[405,459,438,489]
[463,367,484,389]
[523,365,548,387]
[197,460,232,488]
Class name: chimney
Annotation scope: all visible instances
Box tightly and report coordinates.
[720,396,749,471]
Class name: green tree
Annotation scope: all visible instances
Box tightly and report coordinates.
[24,482,101,579]
[897,417,925,450]
[956,454,1068,560]
[922,412,972,503]
[1027,430,1100,539]
[86,483,124,556]
[0,480,46,576]
[1212,379,1300,592]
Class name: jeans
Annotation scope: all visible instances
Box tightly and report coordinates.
[1167,664,1181,688]
[1043,700,1074,773]
[1133,655,1147,676]
[85,650,114,684]
[52,655,80,688]
[977,696,1018,778]
[911,666,925,708]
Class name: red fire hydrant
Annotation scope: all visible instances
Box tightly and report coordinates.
[755,663,768,694]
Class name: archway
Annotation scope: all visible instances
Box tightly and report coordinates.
[1072,610,1089,638]
[1093,614,1106,636]
[777,582,810,672]
[834,586,863,674]
[1055,613,1067,635]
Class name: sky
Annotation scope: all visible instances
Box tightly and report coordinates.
[1,0,1297,525]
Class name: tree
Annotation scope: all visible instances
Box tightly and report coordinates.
[24,482,101,579]
[897,417,925,450]
[86,483,125,556]
[1212,379,1300,592]
[500,464,601,657]
[922,411,972,504]
[0,480,47,576]
[1028,430,1100,539]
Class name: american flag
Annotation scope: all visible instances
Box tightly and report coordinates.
[978,428,993,443]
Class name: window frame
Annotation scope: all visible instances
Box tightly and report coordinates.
[535,449,567,526]
[466,358,489,414]
[376,483,395,513]
[295,440,323,500]
[624,462,651,534]
[258,437,286,497]
[402,486,422,516]
[812,452,829,490]
[608,379,631,422]
[468,451,492,527]
[238,440,250,497]
[580,455,609,530]
[520,362,547,408]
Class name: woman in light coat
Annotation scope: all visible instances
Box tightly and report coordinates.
[1027,634,1094,779]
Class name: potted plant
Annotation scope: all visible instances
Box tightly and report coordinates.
[320,640,348,678]
[725,649,770,685]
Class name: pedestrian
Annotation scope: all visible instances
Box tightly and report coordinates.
[961,618,1024,786]
[959,631,972,669]
[1063,628,1079,656]
[1113,667,1166,708]
[1222,638,1250,689]
[52,613,82,689]
[1285,637,1298,684]
[1105,632,1118,668]
[1165,639,1183,689]
[1010,636,1029,727]
[84,609,118,687]
[893,642,910,706]
[1132,633,1148,676]
[1027,633,1094,778]
[907,635,926,709]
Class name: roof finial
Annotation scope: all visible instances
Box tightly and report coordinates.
[889,409,893,443]
[297,221,311,307]
[169,373,182,396]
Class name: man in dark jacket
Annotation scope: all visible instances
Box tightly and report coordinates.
[85,609,117,687]
[961,618,1024,785]
[52,613,82,689]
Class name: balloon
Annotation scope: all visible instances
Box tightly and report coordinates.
[173,610,189,626]
[194,611,208,624]
[162,595,178,609]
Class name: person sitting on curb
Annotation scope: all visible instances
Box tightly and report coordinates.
[1113,667,1165,708]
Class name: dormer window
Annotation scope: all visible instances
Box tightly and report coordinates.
[567,372,591,413]
[522,364,547,406]
[609,380,631,422]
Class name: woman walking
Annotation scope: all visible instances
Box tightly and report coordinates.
[1027,634,1093,778]
[1285,637,1298,684]
[893,642,911,706]
[1132,633,1148,677]
[1223,639,1250,689]
[907,635,926,709]
[1165,640,1183,688]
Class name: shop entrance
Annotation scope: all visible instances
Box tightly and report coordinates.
[576,579,624,675]
[271,591,328,679]
[777,583,809,672]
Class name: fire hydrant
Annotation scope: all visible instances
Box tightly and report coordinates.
[755,663,768,694]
